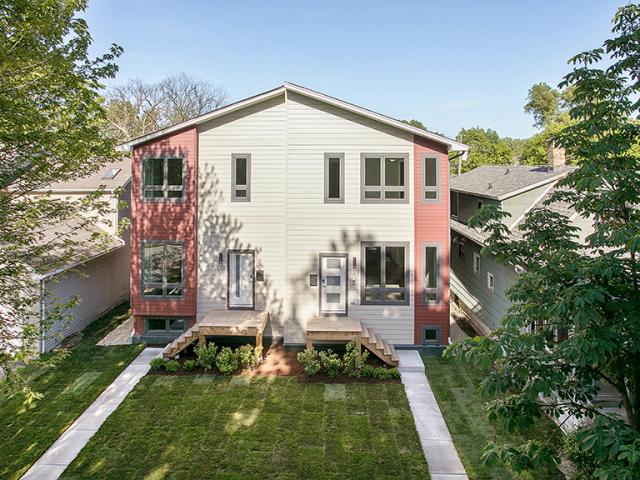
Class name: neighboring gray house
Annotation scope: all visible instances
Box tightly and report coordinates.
[449,147,592,334]
[33,159,131,352]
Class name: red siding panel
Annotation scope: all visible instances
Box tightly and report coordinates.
[413,135,450,345]
[131,128,198,334]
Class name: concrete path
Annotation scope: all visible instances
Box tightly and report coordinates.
[397,350,468,480]
[22,348,163,480]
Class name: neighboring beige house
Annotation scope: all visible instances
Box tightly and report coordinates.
[33,159,131,352]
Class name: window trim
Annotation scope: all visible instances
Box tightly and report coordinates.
[360,241,410,305]
[422,243,441,305]
[421,155,440,203]
[487,271,495,292]
[141,239,186,299]
[144,317,187,334]
[421,325,441,346]
[450,190,459,219]
[231,153,251,202]
[141,155,186,202]
[458,242,465,258]
[360,153,409,204]
[473,252,481,275]
[324,153,345,204]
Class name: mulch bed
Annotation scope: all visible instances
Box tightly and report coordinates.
[148,344,400,383]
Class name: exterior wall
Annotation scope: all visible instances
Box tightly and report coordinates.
[455,192,498,224]
[501,183,553,227]
[43,245,131,352]
[131,128,198,337]
[413,136,450,345]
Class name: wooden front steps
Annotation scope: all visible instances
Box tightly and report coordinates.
[305,316,398,367]
[163,310,269,359]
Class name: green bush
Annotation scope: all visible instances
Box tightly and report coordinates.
[297,349,321,376]
[360,365,376,378]
[150,358,166,371]
[237,344,261,370]
[216,347,239,375]
[373,367,400,380]
[194,341,218,370]
[343,340,369,377]
[164,359,180,373]
[183,359,197,371]
[319,349,342,378]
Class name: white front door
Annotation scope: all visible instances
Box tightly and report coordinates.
[320,254,347,315]
[228,251,254,309]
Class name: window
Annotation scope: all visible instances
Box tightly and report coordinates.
[487,272,495,292]
[423,245,440,303]
[361,242,409,304]
[422,326,440,345]
[422,156,439,201]
[324,153,344,203]
[473,252,480,274]
[361,154,408,202]
[143,157,184,199]
[145,317,186,334]
[458,242,465,258]
[142,240,184,298]
[450,191,459,218]
[232,154,251,201]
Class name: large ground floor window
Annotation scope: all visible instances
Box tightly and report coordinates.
[142,240,185,298]
[361,242,409,305]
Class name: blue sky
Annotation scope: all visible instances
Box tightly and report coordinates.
[86,0,626,139]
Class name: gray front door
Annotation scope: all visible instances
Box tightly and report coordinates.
[320,254,347,315]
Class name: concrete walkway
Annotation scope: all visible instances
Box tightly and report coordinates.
[397,350,468,480]
[22,348,163,480]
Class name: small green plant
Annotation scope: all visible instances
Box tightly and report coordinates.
[360,365,376,378]
[194,341,218,370]
[183,359,197,371]
[237,344,261,370]
[318,349,342,378]
[164,359,180,373]
[150,358,166,371]
[343,340,369,377]
[216,347,239,375]
[373,367,400,380]
[297,349,321,376]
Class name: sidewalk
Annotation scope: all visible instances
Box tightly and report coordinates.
[22,348,163,480]
[397,350,468,480]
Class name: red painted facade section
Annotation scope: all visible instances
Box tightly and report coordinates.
[131,128,198,334]
[413,135,450,345]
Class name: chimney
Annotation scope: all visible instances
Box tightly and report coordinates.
[547,141,566,171]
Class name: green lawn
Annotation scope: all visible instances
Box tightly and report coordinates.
[0,303,144,480]
[62,376,429,479]
[422,354,563,480]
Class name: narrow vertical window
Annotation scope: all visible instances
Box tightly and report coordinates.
[423,156,439,201]
[450,191,459,218]
[232,154,251,201]
[324,153,344,203]
[473,252,480,274]
[424,245,440,303]
[487,272,495,292]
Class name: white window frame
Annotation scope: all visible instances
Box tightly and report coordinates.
[473,252,480,275]
[142,156,185,201]
[487,271,495,292]
[324,153,345,203]
[360,153,409,203]
[232,154,251,202]
[422,155,439,202]
[423,243,441,304]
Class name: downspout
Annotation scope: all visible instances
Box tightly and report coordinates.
[449,151,467,176]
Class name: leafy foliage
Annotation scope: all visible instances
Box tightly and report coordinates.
[296,349,321,376]
[149,358,166,371]
[455,127,515,173]
[215,347,239,376]
[446,6,640,478]
[194,341,218,370]
[183,359,197,372]
[164,359,180,373]
[318,349,342,378]
[342,340,369,377]
[237,344,262,370]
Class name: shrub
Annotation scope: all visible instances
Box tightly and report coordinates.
[237,344,261,370]
[343,340,369,377]
[297,349,321,376]
[150,358,166,371]
[319,349,342,378]
[373,367,400,380]
[164,359,180,373]
[216,347,239,375]
[361,365,376,378]
[194,341,218,370]
[183,359,197,371]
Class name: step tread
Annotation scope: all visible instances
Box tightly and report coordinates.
[382,339,392,356]
[360,323,370,340]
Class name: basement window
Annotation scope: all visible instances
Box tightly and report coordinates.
[422,326,440,345]
[145,318,186,334]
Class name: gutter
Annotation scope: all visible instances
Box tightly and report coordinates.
[38,239,126,280]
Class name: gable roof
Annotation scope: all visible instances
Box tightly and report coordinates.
[119,82,469,152]
[449,165,572,200]
[40,158,131,193]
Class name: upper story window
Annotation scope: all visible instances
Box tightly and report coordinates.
[450,191,459,218]
[361,154,408,203]
[422,156,439,202]
[324,153,344,203]
[361,242,409,305]
[143,157,184,200]
[142,240,184,298]
[232,154,251,201]
[424,244,440,303]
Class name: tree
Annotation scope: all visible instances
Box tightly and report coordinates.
[0,0,122,397]
[401,119,426,130]
[446,5,640,478]
[105,73,228,143]
[524,82,560,128]
[455,127,514,173]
